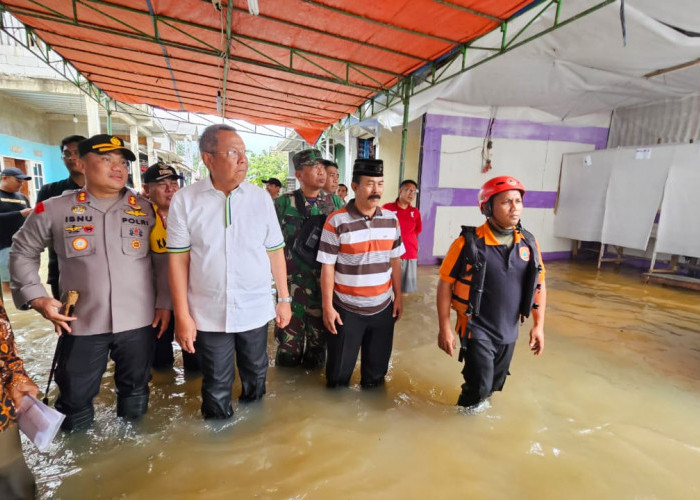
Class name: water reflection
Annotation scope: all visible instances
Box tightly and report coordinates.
[8,261,700,498]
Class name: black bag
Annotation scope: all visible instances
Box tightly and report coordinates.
[291,191,327,269]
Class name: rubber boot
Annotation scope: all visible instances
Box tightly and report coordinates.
[58,406,94,432]
[117,394,149,420]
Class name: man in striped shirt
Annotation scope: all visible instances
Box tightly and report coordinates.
[317,158,404,388]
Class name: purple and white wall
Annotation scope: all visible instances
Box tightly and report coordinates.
[417,113,609,265]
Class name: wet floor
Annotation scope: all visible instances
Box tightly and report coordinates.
[7,260,700,499]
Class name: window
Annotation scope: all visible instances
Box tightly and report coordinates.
[357,138,375,159]
[32,161,44,192]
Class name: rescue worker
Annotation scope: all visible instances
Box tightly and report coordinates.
[142,162,199,373]
[274,149,343,369]
[36,135,87,299]
[9,134,170,431]
[436,176,546,413]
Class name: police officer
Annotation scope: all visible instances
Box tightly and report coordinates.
[10,134,170,431]
[142,161,198,373]
[436,176,546,413]
[274,149,343,369]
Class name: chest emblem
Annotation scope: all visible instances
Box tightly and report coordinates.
[131,239,142,249]
[72,205,86,214]
[72,237,89,251]
[519,246,530,261]
[65,225,82,233]
[124,209,147,217]
[83,225,94,233]
[129,227,143,237]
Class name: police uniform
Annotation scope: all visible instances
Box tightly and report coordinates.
[439,221,545,407]
[10,188,167,430]
[274,188,343,369]
[36,176,82,299]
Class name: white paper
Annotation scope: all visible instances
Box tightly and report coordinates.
[17,395,65,452]
[635,148,652,160]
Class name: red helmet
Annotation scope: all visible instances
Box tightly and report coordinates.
[478,176,526,215]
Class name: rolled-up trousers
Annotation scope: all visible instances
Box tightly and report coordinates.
[196,324,268,419]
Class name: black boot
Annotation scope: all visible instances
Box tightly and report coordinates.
[117,394,149,420]
[58,405,94,432]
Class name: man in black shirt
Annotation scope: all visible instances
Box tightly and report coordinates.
[35,135,86,299]
[0,168,32,298]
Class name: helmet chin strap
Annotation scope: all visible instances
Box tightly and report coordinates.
[487,217,517,234]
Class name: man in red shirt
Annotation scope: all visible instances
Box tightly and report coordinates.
[382,179,422,293]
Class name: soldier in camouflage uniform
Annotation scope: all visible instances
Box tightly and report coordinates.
[274,149,344,369]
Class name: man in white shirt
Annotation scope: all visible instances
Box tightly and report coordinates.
[167,124,291,419]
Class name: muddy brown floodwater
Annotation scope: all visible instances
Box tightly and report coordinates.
[6,260,700,499]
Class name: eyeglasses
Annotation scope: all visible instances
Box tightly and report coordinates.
[62,151,79,159]
[209,149,247,159]
[402,188,419,194]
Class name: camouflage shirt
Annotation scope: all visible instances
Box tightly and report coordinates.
[275,189,343,277]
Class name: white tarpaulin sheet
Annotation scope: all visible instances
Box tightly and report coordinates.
[376,1,700,130]
[600,147,671,250]
[655,145,700,258]
[554,151,613,241]
[556,143,700,256]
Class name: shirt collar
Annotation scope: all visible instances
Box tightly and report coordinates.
[201,176,250,195]
[346,199,382,219]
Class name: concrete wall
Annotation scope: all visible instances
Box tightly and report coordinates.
[376,117,422,202]
[416,111,611,265]
[0,93,65,202]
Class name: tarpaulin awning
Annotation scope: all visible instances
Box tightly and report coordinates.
[0,0,539,144]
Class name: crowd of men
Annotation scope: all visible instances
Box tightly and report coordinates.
[0,124,546,496]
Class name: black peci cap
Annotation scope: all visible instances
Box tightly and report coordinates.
[353,158,383,177]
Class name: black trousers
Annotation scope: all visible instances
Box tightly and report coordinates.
[54,325,156,431]
[152,312,199,372]
[457,338,515,407]
[325,303,396,388]
[196,324,268,420]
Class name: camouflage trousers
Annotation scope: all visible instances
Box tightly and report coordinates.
[275,280,326,369]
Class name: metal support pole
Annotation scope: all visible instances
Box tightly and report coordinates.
[85,94,101,136]
[398,80,410,185]
[129,125,140,191]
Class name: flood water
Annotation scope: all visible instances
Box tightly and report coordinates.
[7,260,700,499]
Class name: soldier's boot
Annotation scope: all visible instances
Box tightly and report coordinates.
[117,393,149,420]
[276,350,302,367]
[301,346,325,370]
[58,405,94,432]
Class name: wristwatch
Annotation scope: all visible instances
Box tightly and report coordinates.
[277,296,293,303]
